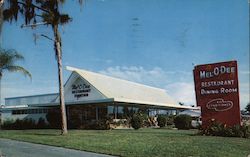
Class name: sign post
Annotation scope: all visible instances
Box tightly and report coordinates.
[193,60,241,128]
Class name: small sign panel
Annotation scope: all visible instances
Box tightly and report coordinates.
[193,60,241,127]
[72,83,91,99]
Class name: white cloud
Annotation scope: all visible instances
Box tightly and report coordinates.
[239,71,250,75]
[99,66,192,85]
[165,82,196,105]
[99,66,250,108]
[99,66,171,88]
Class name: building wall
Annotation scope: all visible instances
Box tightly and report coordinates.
[63,73,107,103]
[5,94,58,106]
[1,108,49,124]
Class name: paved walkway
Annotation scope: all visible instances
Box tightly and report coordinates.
[0,138,115,157]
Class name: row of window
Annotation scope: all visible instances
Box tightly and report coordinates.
[11,106,177,116]
[12,108,50,115]
[107,106,177,118]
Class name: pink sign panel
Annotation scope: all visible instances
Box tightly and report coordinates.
[193,60,241,127]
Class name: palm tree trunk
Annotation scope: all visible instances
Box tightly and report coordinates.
[0,75,2,105]
[53,24,68,135]
[0,0,4,42]
[0,75,2,129]
[0,75,2,127]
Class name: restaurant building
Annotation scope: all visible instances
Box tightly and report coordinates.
[0,66,195,125]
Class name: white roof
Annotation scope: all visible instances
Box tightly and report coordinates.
[66,66,195,109]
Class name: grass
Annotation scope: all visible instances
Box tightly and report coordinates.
[0,128,249,157]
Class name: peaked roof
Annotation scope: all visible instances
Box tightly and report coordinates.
[66,66,194,109]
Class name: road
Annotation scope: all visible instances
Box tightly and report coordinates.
[0,138,115,157]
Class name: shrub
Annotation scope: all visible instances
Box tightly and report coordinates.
[79,119,111,130]
[1,119,15,129]
[68,114,81,129]
[9,118,36,129]
[37,118,47,129]
[46,109,61,129]
[1,118,48,130]
[131,114,143,130]
[94,119,110,130]
[200,121,250,138]
[141,113,150,127]
[166,115,175,126]
[205,122,225,136]
[241,123,250,138]
[157,115,166,127]
[109,118,130,129]
[14,119,23,129]
[174,114,192,130]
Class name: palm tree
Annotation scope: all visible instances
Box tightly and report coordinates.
[0,0,3,39]
[3,0,83,135]
[0,48,31,105]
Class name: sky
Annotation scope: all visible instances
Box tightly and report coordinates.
[1,0,249,109]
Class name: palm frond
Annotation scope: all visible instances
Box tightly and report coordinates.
[0,49,24,68]
[6,49,24,60]
[6,65,32,80]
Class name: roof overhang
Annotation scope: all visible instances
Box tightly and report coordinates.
[0,105,48,111]
[28,98,115,107]
[27,97,198,110]
[114,97,198,110]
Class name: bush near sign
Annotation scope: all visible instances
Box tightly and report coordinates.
[193,60,241,128]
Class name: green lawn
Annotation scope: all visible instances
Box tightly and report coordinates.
[0,129,249,157]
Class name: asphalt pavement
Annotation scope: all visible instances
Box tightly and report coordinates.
[0,138,115,157]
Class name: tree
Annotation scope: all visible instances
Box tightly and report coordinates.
[0,1,3,34]
[179,102,184,106]
[0,48,31,103]
[0,0,4,40]
[2,0,82,135]
[245,103,250,114]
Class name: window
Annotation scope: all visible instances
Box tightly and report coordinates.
[12,108,49,115]
[117,106,124,119]
[108,106,115,118]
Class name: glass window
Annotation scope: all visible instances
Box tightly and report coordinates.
[27,109,32,114]
[98,106,107,120]
[108,106,114,119]
[43,109,48,113]
[117,106,124,119]
[38,109,43,114]
[12,110,17,115]
[23,110,28,114]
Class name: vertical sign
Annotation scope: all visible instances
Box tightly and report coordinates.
[193,61,241,127]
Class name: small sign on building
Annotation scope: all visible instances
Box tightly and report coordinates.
[193,60,241,127]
